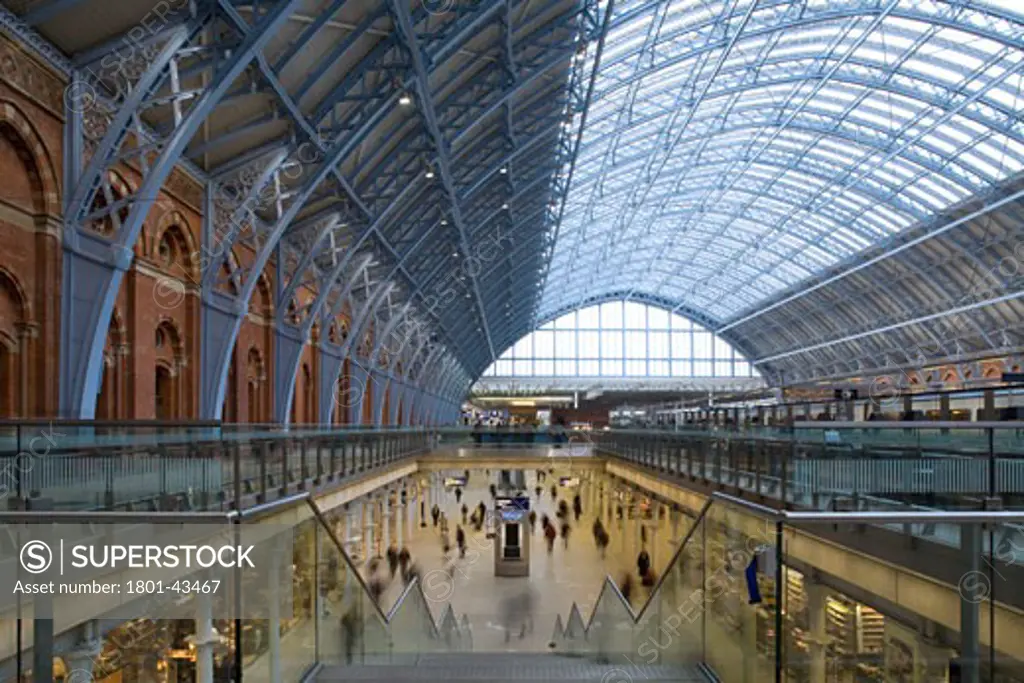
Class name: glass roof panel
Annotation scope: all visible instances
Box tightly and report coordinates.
[541,0,1024,324]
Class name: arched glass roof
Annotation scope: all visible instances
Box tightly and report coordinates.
[540,0,1024,324]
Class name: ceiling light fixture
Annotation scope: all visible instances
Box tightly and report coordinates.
[425,169,435,179]
[502,203,509,210]
[399,92,412,106]
[499,167,507,175]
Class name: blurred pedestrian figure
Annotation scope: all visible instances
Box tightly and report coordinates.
[637,548,651,579]
[341,605,358,664]
[561,521,571,549]
[405,561,421,585]
[616,504,624,521]
[541,513,550,531]
[368,574,385,604]
[528,510,537,533]
[557,500,568,519]
[398,547,411,576]
[619,572,634,606]
[596,528,610,558]
[386,544,399,578]
[642,567,657,588]
[573,494,582,522]
[535,484,543,498]
[456,525,466,558]
[455,487,463,504]
[464,468,470,483]
[544,522,556,553]
[550,483,557,500]
[490,483,498,499]
[461,503,469,524]
[641,524,647,545]
[431,504,440,527]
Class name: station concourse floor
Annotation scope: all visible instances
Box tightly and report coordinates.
[359,464,685,651]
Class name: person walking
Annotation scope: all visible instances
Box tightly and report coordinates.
[573,493,582,522]
[456,525,466,558]
[386,544,399,578]
[596,528,609,558]
[405,561,421,586]
[550,483,557,500]
[528,510,537,533]
[544,521,556,554]
[637,548,651,580]
[455,487,463,504]
[341,605,358,664]
[461,503,469,524]
[398,546,411,576]
[431,504,440,527]
[560,521,571,549]
[368,573,385,604]
[619,572,634,606]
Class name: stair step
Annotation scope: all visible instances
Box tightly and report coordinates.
[316,652,707,681]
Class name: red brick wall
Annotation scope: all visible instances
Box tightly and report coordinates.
[0,34,355,423]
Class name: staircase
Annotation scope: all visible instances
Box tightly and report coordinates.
[315,653,707,681]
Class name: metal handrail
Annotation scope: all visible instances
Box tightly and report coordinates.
[791,421,1024,430]
[711,491,1024,524]
[228,491,311,521]
[0,511,231,523]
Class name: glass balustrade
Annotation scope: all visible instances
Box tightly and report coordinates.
[550,492,1024,683]
[0,425,432,512]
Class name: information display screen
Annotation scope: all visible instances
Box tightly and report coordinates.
[495,496,530,514]
[444,476,467,487]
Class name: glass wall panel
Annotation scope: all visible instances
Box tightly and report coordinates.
[556,359,576,376]
[649,331,669,358]
[478,301,762,381]
[579,330,600,356]
[602,359,623,376]
[601,331,623,357]
[694,333,713,358]
[624,301,647,328]
[626,359,647,376]
[578,306,600,328]
[534,331,555,357]
[601,301,623,327]
[626,331,647,358]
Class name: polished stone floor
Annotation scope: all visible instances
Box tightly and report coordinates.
[353,464,689,652]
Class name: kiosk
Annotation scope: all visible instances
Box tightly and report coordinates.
[494,496,530,577]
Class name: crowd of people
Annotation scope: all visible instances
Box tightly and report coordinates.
[341,468,667,658]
